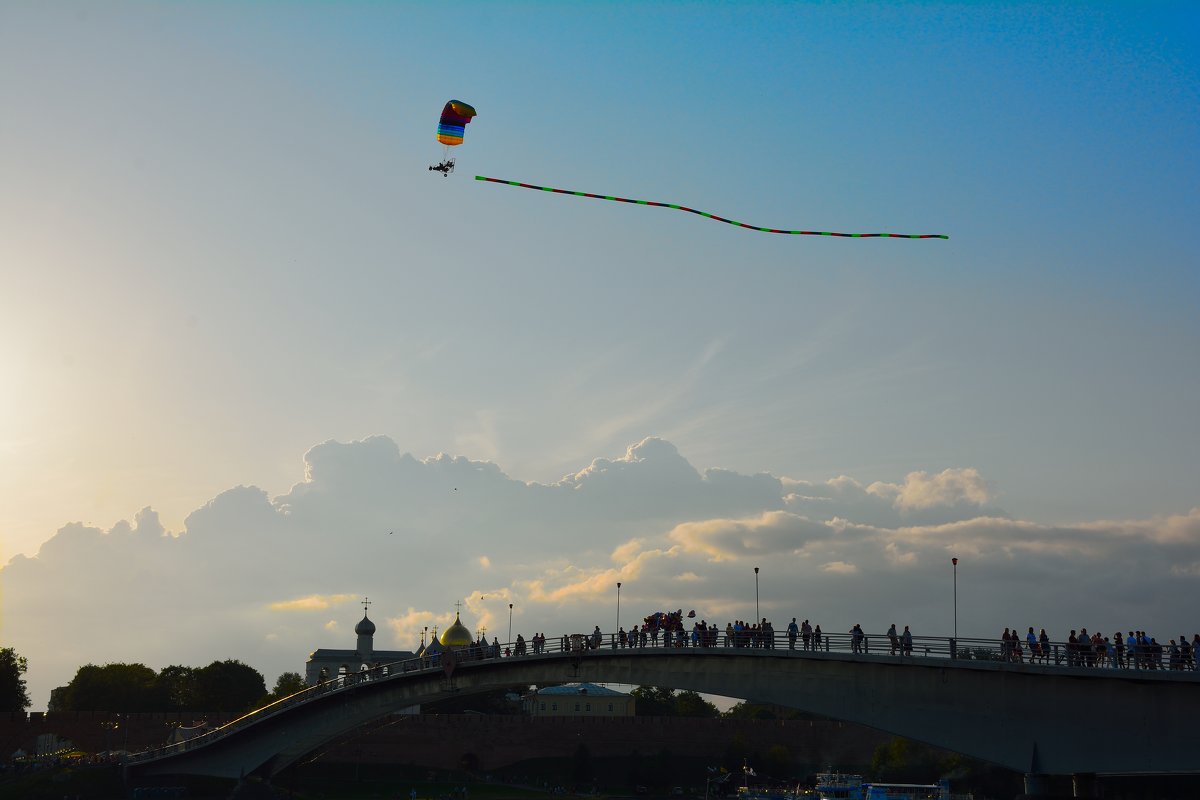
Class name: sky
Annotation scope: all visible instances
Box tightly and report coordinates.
[1,1,1197,711]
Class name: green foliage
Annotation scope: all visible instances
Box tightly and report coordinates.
[674,690,720,718]
[630,686,719,717]
[723,732,750,767]
[50,659,268,712]
[157,665,197,711]
[870,737,959,783]
[630,685,675,716]
[192,659,268,712]
[51,663,159,712]
[269,671,307,701]
[869,736,1023,797]
[762,744,793,777]
[0,647,31,711]
[721,701,777,720]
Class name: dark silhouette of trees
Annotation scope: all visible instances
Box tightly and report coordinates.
[192,660,267,712]
[50,659,269,712]
[268,671,307,702]
[157,665,198,711]
[869,736,1022,798]
[630,685,675,716]
[50,663,159,712]
[630,685,719,717]
[674,689,719,717]
[0,647,31,711]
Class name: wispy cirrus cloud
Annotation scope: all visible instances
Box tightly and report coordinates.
[269,593,358,611]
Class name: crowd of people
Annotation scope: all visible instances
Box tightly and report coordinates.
[1000,627,1200,670]
[497,616,1200,673]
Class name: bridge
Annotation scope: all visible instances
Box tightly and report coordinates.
[127,632,1200,793]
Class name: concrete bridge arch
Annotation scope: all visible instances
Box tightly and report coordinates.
[128,646,1200,781]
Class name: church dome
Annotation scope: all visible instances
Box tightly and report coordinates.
[355,614,376,636]
[439,613,474,647]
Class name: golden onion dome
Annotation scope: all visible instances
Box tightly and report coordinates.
[439,612,474,647]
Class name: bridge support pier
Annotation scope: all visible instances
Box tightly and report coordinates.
[1071,773,1098,797]
[1021,773,1049,797]
[1019,772,1100,799]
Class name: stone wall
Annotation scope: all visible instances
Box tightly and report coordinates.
[0,712,889,772]
[314,714,889,771]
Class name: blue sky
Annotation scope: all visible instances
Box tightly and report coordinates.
[1,2,1198,709]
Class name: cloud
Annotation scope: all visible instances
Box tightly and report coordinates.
[868,468,992,511]
[3,436,1197,713]
[783,469,1004,528]
[668,511,833,561]
[269,594,358,612]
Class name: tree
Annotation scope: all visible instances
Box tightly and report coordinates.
[0,647,31,711]
[157,665,198,711]
[721,701,777,720]
[630,685,676,716]
[870,737,945,784]
[674,689,719,717]
[762,744,793,777]
[192,660,267,712]
[269,671,307,702]
[52,663,159,712]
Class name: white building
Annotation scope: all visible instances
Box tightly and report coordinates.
[522,682,635,717]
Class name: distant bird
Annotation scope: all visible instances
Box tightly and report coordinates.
[388,531,394,535]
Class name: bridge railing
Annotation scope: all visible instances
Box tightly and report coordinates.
[125,629,1197,764]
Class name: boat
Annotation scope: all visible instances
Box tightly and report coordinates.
[736,784,805,800]
[814,772,972,800]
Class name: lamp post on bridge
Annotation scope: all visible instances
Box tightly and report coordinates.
[616,582,622,638]
[952,557,958,642]
[508,603,513,643]
[754,567,760,623]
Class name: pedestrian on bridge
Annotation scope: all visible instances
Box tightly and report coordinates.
[850,624,864,654]
[787,618,799,650]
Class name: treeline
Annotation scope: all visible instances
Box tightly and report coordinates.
[0,647,31,711]
[48,661,307,714]
[629,686,720,717]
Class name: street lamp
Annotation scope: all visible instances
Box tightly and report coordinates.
[952,557,958,641]
[508,603,513,643]
[616,582,622,637]
[754,567,760,623]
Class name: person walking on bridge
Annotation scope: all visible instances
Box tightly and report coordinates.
[787,618,799,650]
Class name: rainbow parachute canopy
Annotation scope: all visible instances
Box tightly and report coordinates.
[436,100,477,146]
